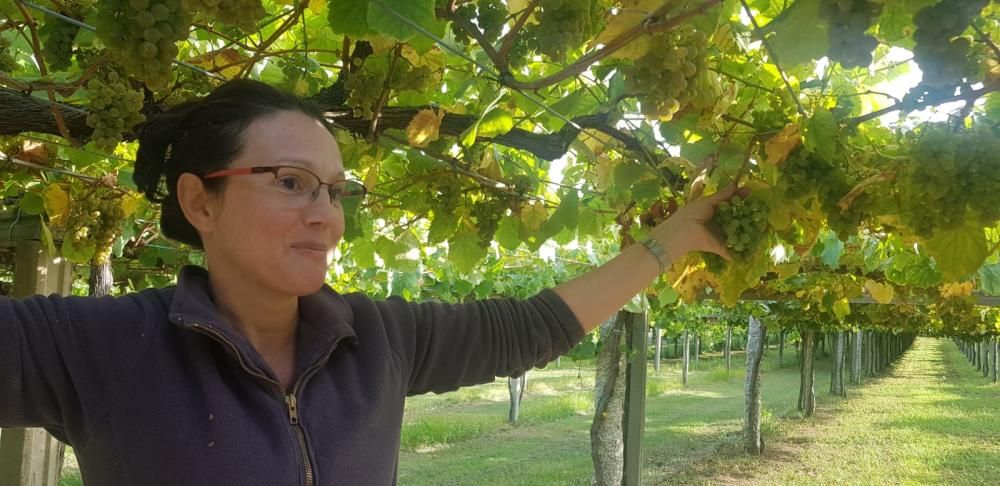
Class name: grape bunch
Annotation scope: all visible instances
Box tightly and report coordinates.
[622,26,709,121]
[820,0,881,69]
[85,71,146,150]
[182,0,265,30]
[345,57,438,118]
[161,69,220,106]
[94,0,191,88]
[524,0,607,62]
[0,37,15,73]
[899,123,1000,238]
[713,195,771,263]
[907,0,987,101]
[66,193,126,264]
[451,0,508,46]
[779,150,838,199]
[39,17,81,71]
[470,195,509,243]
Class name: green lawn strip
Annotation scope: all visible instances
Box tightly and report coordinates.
[398,350,824,485]
[678,338,1000,485]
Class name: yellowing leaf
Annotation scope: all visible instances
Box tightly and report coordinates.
[580,129,617,155]
[401,45,447,71]
[308,0,326,13]
[121,194,143,218]
[188,48,249,79]
[925,224,989,282]
[592,0,660,59]
[364,159,380,192]
[776,262,801,281]
[864,280,895,304]
[520,202,548,231]
[832,297,851,320]
[765,124,801,166]
[42,184,70,227]
[406,108,445,147]
[940,281,974,299]
[594,155,618,191]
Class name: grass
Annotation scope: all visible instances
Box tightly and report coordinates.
[60,340,997,484]
[675,338,1000,485]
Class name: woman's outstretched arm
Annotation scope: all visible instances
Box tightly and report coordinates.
[554,186,736,333]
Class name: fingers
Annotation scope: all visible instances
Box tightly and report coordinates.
[704,183,738,204]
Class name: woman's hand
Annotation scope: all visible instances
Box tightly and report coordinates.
[652,185,738,263]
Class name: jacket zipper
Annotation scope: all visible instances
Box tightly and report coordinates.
[187,319,344,486]
[284,337,345,486]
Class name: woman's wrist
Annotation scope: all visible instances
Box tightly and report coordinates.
[650,221,689,267]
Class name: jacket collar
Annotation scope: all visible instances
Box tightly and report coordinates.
[168,266,359,371]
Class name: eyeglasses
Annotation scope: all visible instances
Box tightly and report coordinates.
[201,165,367,211]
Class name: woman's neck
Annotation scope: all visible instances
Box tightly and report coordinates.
[206,266,299,364]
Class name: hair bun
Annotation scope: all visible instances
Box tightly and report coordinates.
[133,101,203,203]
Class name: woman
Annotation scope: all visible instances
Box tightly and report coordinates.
[0,80,733,485]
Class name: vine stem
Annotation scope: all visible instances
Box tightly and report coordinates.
[368,44,404,141]
[737,0,806,117]
[237,5,303,78]
[503,0,721,91]
[847,84,1000,126]
[496,0,539,64]
[13,0,73,143]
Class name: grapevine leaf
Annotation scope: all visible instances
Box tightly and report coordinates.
[613,162,645,189]
[717,251,770,306]
[925,224,990,282]
[477,108,514,138]
[496,215,522,250]
[886,252,941,288]
[594,156,618,191]
[427,211,459,244]
[549,190,580,232]
[406,108,445,147]
[803,108,837,162]
[19,192,44,215]
[832,297,851,320]
[978,264,1000,295]
[764,124,801,166]
[864,280,895,304]
[763,0,829,66]
[577,206,605,239]
[449,230,488,273]
[350,239,377,268]
[520,202,548,231]
[328,0,375,37]
[819,231,843,268]
[39,219,56,258]
[42,184,70,227]
[61,237,95,265]
[367,0,438,43]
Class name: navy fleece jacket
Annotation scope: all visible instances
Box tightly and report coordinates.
[0,266,585,485]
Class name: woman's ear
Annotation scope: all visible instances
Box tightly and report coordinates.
[176,173,217,237]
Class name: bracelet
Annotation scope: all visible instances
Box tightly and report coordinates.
[638,236,671,273]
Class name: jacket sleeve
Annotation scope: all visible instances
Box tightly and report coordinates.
[0,293,154,444]
[379,289,586,396]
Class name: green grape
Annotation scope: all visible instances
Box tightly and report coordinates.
[182,0,265,29]
[525,0,607,62]
[344,56,416,118]
[95,0,191,88]
[712,195,771,263]
[65,192,126,264]
[451,0,508,46]
[0,37,15,73]
[819,0,881,69]
[779,150,837,199]
[470,195,507,243]
[85,70,146,151]
[906,0,987,102]
[621,26,710,121]
[898,123,1000,238]
[39,15,81,72]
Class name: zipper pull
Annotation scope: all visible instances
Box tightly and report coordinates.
[285,394,299,425]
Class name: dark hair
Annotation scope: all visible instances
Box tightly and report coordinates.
[133,79,333,248]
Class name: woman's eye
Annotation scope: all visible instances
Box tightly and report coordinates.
[329,187,344,200]
[277,176,303,191]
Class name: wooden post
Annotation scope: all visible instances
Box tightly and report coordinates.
[622,312,647,486]
[1,239,72,486]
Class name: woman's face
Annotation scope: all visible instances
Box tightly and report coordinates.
[205,111,346,296]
